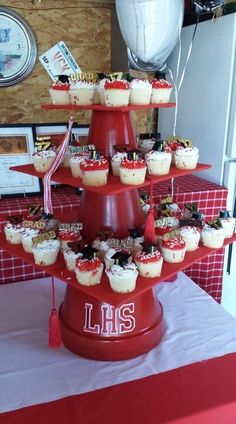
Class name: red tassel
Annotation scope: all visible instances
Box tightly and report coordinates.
[49,308,62,348]
[49,277,62,348]
[144,207,156,243]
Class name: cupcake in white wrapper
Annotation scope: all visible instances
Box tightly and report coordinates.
[111,151,128,176]
[69,80,95,105]
[219,211,236,238]
[80,153,109,187]
[201,224,225,249]
[106,251,138,293]
[59,228,82,251]
[179,226,201,251]
[145,141,172,176]
[135,243,163,278]
[151,79,172,104]
[21,227,40,253]
[49,75,70,105]
[32,239,60,266]
[129,79,152,105]
[75,257,104,286]
[104,79,130,107]
[63,248,83,272]
[161,235,186,263]
[32,150,57,173]
[4,220,24,244]
[70,152,89,178]
[174,146,199,170]
[120,153,146,185]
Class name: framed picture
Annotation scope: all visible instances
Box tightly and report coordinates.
[0,124,41,197]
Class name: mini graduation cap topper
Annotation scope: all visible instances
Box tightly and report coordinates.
[97,227,114,241]
[89,150,101,160]
[153,140,165,152]
[128,227,142,239]
[58,74,70,84]
[142,241,157,254]
[111,251,131,267]
[185,203,198,212]
[81,245,99,260]
[139,132,160,140]
[67,240,85,254]
[7,215,23,225]
[127,150,141,161]
[191,211,203,220]
[42,212,54,220]
[219,210,231,219]
[207,217,223,229]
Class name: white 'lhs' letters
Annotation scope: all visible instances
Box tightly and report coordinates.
[84,302,136,334]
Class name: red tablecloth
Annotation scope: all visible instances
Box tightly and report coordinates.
[0,175,228,301]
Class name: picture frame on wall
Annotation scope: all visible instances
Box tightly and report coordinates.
[0,124,42,198]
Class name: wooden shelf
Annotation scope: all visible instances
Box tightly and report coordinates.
[42,103,176,112]
[10,163,212,196]
[1,233,236,307]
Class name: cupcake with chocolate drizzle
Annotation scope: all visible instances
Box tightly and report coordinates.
[119,150,146,185]
[145,140,172,176]
[75,245,104,286]
[135,242,163,278]
[80,150,109,187]
[105,251,138,293]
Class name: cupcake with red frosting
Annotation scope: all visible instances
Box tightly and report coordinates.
[59,224,82,251]
[104,79,130,107]
[75,246,104,286]
[49,75,71,105]
[154,216,179,244]
[151,79,172,104]
[160,234,186,263]
[119,151,146,185]
[80,151,109,187]
[135,242,163,278]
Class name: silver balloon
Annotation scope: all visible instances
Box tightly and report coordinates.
[115,0,184,70]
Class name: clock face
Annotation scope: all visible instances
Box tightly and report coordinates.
[0,7,37,86]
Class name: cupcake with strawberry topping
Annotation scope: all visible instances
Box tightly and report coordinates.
[129,78,152,105]
[105,251,138,293]
[145,140,172,176]
[49,75,71,105]
[135,242,163,278]
[59,223,83,251]
[119,150,147,185]
[150,79,172,104]
[80,151,109,187]
[75,245,104,286]
[104,79,130,107]
[160,232,186,263]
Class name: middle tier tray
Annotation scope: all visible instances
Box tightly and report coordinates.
[2,233,236,307]
[10,163,212,195]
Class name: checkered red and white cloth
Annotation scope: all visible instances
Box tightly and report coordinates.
[0,175,228,302]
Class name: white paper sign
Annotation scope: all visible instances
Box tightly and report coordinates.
[39,41,81,81]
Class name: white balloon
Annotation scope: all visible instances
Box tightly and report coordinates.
[115,0,184,70]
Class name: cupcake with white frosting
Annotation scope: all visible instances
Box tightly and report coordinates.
[32,149,57,173]
[129,78,152,105]
[69,151,89,178]
[145,140,172,176]
[69,80,96,106]
[219,210,236,238]
[174,146,199,170]
[21,227,41,253]
[135,242,163,278]
[4,216,24,244]
[179,226,201,251]
[32,238,60,266]
[105,252,138,293]
[201,219,225,249]
[111,151,128,176]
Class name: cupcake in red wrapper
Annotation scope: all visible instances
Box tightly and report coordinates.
[104,79,130,107]
[49,75,70,105]
[160,234,186,263]
[150,79,172,104]
[119,151,146,185]
[135,242,163,278]
[75,246,104,286]
[80,151,109,186]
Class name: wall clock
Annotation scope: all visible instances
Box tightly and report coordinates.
[0,7,37,87]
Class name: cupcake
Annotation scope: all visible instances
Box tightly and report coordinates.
[32,235,60,266]
[75,246,104,286]
[40,213,60,233]
[135,242,163,278]
[111,151,128,176]
[119,151,146,185]
[80,151,109,187]
[160,234,186,263]
[32,149,57,173]
[69,79,96,106]
[201,219,225,249]
[121,228,144,256]
[63,241,84,272]
[179,226,201,252]
[150,79,172,104]
[97,77,111,105]
[69,151,89,178]
[129,78,152,105]
[138,133,161,155]
[164,137,183,164]
[105,252,138,293]
[21,227,41,253]
[219,210,236,238]
[49,75,70,105]
[104,79,130,107]
[174,146,199,170]
[4,216,24,244]
[154,216,179,244]
[59,224,82,251]
[145,140,172,176]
